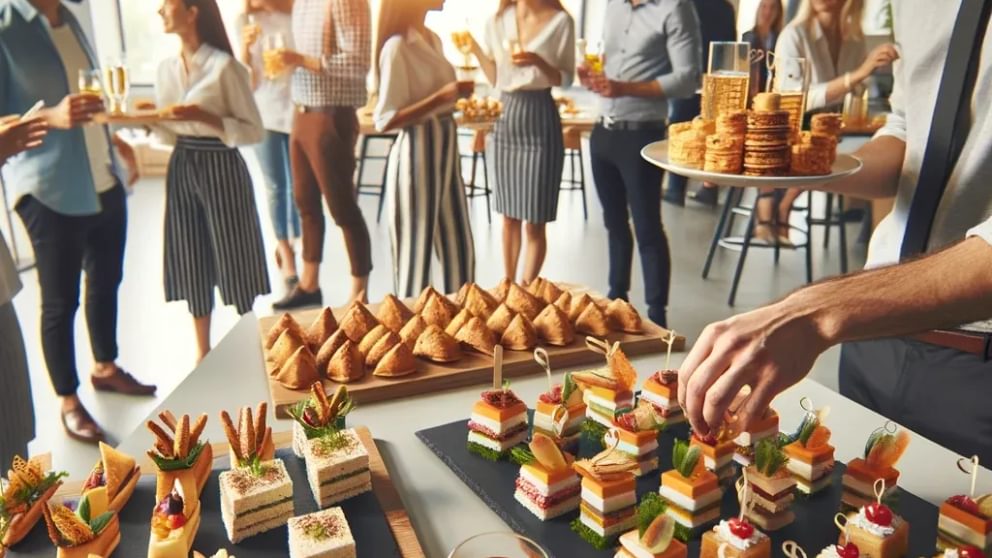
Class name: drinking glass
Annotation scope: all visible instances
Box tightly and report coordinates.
[455,65,476,97]
[701,41,751,120]
[582,40,604,74]
[770,55,809,137]
[448,532,549,558]
[843,84,870,127]
[77,69,102,97]
[103,64,129,114]
[262,33,287,79]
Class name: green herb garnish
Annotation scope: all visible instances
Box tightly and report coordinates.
[797,414,819,447]
[561,373,578,404]
[151,442,206,472]
[238,455,269,477]
[467,441,506,462]
[637,493,668,537]
[754,438,789,476]
[510,447,536,466]
[672,438,701,478]
[571,517,614,550]
[77,495,91,523]
[288,391,355,441]
[304,521,331,541]
[88,511,114,535]
[315,431,352,454]
[581,420,608,443]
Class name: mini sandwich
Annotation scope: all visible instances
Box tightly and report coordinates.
[79,442,140,517]
[613,406,663,477]
[289,384,354,458]
[639,370,685,427]
[512,433,580,521]
[841,427,908,510]
[842,502,910,558]
[659,439,721,540]
[148,478,201,558]
[532,373,586,450]
[42,501,121,558]
[146,411,213,505]
[733,409,779,467]
[615,494,687,558]
[218,403,294,543]
[691,433,736,483]
[744,440,796,532]
[572,339,639,430]
[571,445,640,549]
[701,517,771,558]
[288,507,356,558]
[0,455,67,547]
[937,495,992,555]
[302,429,370,508]
[783,412,835,496]
[467,386,528,461]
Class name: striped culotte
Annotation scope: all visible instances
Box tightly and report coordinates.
[490,88,564,223]
[0,302,33,467]
[164,136,270,317]
[387,114,476,298]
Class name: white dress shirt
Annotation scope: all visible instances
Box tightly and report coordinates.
[867,0,992,330]
[155,43,264,147]
[236,11,295,134]
[482,7,576,92]
[775,18,866,111]
[374,29,456,132]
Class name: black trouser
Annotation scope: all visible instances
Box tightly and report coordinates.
[666,95,701,197]
[589,124,671,323]
[16,185,127,396]
[840,338,992,464]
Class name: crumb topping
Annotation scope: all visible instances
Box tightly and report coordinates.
[298,513,344,541]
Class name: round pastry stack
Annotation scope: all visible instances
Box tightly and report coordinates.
[744,93,792,177]
[704,111,747,173]
[811,113,842,163]
[667,120,707,169]
[790,131,834,176]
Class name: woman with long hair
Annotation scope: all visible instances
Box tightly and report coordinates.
[373,0,475,297]
[462,0,574,285]
[155,0,269,360]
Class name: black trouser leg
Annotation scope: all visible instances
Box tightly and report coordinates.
[83,186,127,363]
[665,96,701,200]
[589,126,633,301]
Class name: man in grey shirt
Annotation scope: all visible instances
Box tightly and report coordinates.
[678,1,992,463]
[579,0,701,328]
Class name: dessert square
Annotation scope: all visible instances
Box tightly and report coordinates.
[616,529,688,558]
[288,507,357,558]
[842,511,910,558]
[700,524,772,558]
[937,500,992,552]
[584,386,635,427]
[219,458,294,543]
[514,462,581,520]
[303,429,372,507]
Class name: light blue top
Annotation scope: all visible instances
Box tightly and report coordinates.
[599,0,702,122]
[0,0,121,216]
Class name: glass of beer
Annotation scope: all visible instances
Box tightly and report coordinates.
[262,33,287,79]
[455,65,476,97]
[582,40,605,74]
[78,69,103,97]
[701,41,751,120]
[103,64,129,114]
[771,55,809,137]
[448,532,549,558]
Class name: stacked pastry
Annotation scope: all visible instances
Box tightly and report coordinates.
[513,434,581,521]
[691,432,737,483]
[572,340,639,429]
[668,120,708,169]
[146,412,213,509]
[532,373,586,450]
[572,445,641,549]
[616,494,687,558]
[659,439,722,539]
[743,93,792,177]
[638,370,685,427]
[732,408,780,467]
[704,112,746,174]
[790,132,835,176]
[744,440,797,532]
[841,427,909,510]
[811,113,842,163]
[613,406,663,477]
[467,386,529,460]
[782,411,835,496]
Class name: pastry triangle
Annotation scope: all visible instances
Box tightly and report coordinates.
[526,277,547,297]
[500,314,538,351]
[340,301,380,342]
[399,315,428,349]
[575,301,611,336]
[327,340,365,383]
[413,286,441,314]
[376,294,414,333]
[445,308,474,337]
[568,293,597,323]
[455,316,498,355]
[455,282,472,306]
[505,283,544,320]
[358,324,391,357]
[365,330,401,368]
[420,292,454,328]
[605,298,644,334]
[534,303,576,346]
[539,281,564,306]
[485,303,516,335]
[274,345,321,389]
[492,277,512,302]
[414,324,462,363]
[99,442,135,500]
[316,329,349,376]
[268,328,306,369]
[463,283,498,319]
[265,313,303,349]
[554,291,572,314]
[306,308,338,351]
[373,342,418,377]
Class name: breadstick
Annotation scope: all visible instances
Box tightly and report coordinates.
[219,410,242,462]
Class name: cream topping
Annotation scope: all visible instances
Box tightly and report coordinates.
[852,507,896,537]
[716,520,766,550]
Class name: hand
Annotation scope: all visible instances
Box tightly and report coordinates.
[164,103,219,128]
[577,63,596,89]
[0,115,48,160]
[591,74,625,98]
[437,81,471,104]
[677,299,831,437]
[857,43,899,81]
[242,23,261,49]
[269,48,305,70]
[511,51,546,68]
[45,93,104,129]
[113,133,140,186]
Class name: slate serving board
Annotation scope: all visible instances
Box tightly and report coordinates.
[9,446,402,558]
[416,415,940,558]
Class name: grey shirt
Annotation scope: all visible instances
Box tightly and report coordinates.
[598,0,702,122]
[0,231,21,306]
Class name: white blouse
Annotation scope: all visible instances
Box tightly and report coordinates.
[374,29,456,132]
[775,19,867,111]
[483,7,576,92]
[236,10,295,134]
[155,43,264,146]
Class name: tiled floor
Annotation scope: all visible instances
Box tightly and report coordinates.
[2,142,865,459]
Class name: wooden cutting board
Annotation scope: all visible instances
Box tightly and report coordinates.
[257,286,685,418]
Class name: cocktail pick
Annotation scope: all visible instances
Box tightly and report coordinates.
[535,347,553,394]
[585,336,619,362]
[765,51,777,93]
[874,478,887,507]
[782,541,807,558]
[957,455,981,498]
[493,344,503,390]
[736,468,754,521]
[799,396,831,423]
[664,329,677,370]
[834,513,850,546]
[592,428,621,467]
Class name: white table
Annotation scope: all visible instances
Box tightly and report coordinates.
[103,314,989,557]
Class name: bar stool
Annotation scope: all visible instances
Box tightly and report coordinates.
[810,193,849,273]
[458,128,492,223]
[355,133,397,223]
[561,126,588,220]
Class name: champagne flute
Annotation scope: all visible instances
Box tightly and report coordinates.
[103,63,129,114]
[701,41,751,120]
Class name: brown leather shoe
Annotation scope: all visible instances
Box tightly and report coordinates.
[91,368,157,396]
[61,406,106,444]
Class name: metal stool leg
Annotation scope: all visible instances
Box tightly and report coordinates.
[482,151,491,224]
[578,145,588,220]
[823,193,834,248]
[729,201,758,306]
[838,194,849,274]
[376,152,389,223]
[703,186,737,279]
[805,191,814,283]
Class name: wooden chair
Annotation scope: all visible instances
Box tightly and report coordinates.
[561,126,588,220]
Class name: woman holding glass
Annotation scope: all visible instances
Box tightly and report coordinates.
[155,0,269,360]
[462,0,574,285]
[237,0,300,293]
[756,0,898,245]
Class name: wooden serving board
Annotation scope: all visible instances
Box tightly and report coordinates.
[92,110,166,126]
[257,287,685,418]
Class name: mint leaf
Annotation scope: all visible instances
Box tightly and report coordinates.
[77,495,91,523]
[88,511,114,535]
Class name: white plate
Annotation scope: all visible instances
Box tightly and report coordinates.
[641,140,863,189]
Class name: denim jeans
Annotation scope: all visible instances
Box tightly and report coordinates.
[255,130,300,241]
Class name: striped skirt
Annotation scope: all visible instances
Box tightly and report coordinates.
[387,114,475,298]
[0,302,33,466]
[490,88,564,223]
[165,136,270,316]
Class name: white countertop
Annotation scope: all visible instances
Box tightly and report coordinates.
[108,314,989,557]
